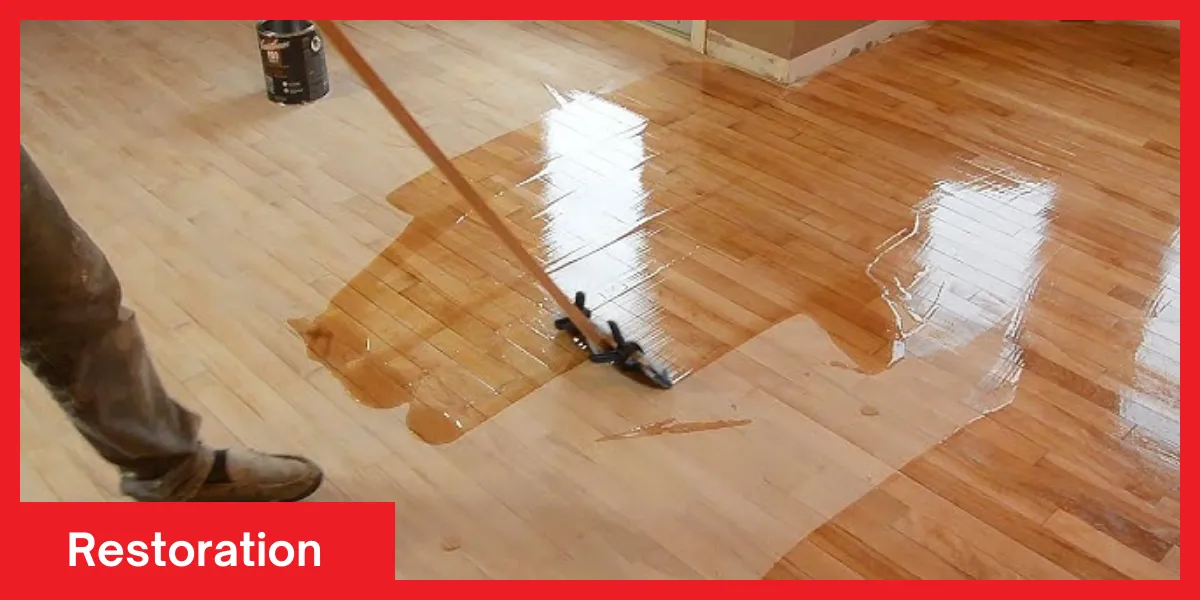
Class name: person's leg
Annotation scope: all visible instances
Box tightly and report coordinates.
[20,145,323,501]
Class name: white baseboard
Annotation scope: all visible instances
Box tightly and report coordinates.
[1127,20,1180,28]
[704,31,791,83]
[704,20,927,86]
[1091,19,1179,29]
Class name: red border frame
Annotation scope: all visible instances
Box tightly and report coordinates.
[11,10,1188,588]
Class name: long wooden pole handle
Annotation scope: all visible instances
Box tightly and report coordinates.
[314,20,613,351]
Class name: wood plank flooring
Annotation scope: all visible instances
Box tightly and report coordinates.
[20,20,1178,579]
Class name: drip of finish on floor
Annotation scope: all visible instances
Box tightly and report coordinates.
[596,417,752,442]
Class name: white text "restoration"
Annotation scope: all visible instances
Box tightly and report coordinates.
[69,532,321,567]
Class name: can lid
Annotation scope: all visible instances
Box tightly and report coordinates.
[256,20,317,38]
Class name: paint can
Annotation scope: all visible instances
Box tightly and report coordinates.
[256,20,330,105]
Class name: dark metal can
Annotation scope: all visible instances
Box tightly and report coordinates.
[256,20,330,105]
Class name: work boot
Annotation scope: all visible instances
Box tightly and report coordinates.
[189,448,324,502]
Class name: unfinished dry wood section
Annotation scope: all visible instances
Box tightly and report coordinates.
[20,21,1178,579]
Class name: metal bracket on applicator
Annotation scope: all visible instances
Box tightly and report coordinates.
[554,291,674,389]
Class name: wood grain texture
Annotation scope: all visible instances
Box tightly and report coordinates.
[20,20,1177,579]
[763,21,1179,580]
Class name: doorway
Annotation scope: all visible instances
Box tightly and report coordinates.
[646,20,692,37]
[634,20,707,52]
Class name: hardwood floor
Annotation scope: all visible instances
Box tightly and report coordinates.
[19,20,1178,579]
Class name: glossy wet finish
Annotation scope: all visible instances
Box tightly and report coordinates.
[292,22,1179,459]
[757,23,1180,579]
[288,85,704,442]
[21,20,1177,579]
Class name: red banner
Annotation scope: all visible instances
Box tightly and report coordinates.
[21,503,395,585]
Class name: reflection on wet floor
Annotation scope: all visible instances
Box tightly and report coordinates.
[864,157,1058,406]
[291,29,1178,459]
[1119,228,1179,455]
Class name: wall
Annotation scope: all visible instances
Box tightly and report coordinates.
[788,21,874,57]
[708,20,875,59]
[708,20,796,57]
[703,20,923,85]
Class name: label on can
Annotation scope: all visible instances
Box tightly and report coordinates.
[259,25,329,105]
